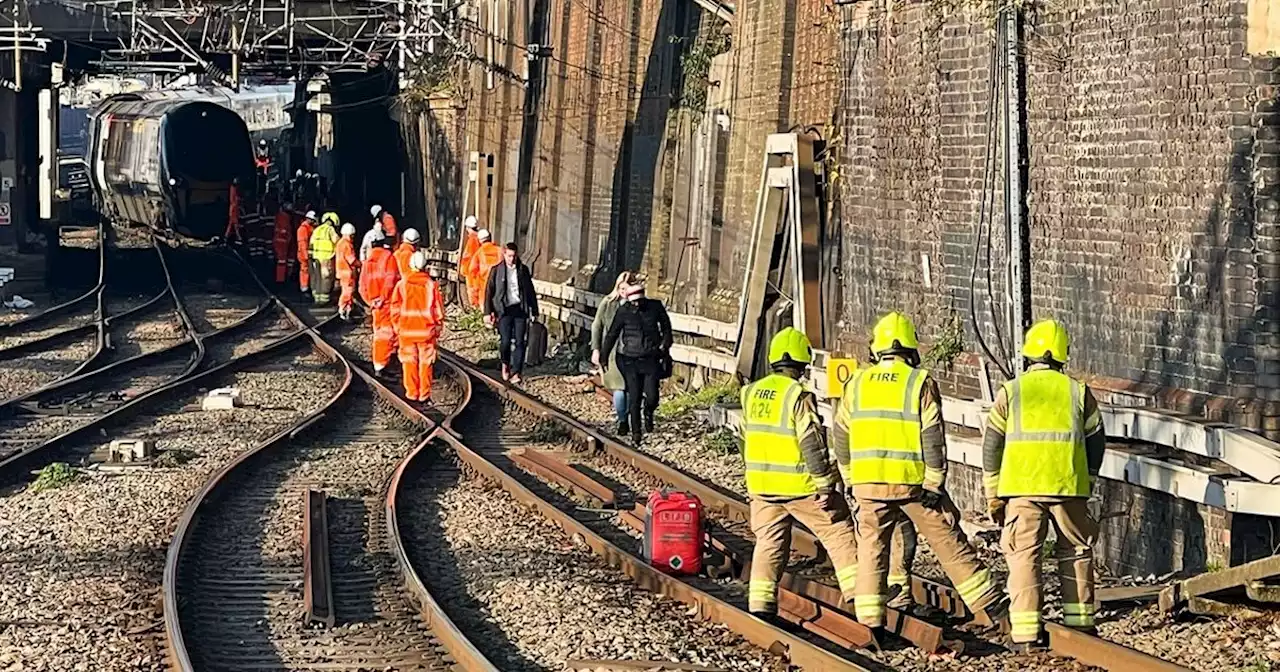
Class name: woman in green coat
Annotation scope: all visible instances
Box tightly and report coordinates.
[592,271,635,434]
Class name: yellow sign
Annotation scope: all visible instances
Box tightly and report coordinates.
[826,358,859,399]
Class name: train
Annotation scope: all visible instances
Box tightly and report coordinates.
[75,84,297,244]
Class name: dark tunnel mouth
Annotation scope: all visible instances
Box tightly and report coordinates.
[162,102,255,240]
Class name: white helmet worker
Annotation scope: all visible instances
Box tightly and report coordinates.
[477,228,492,242]
[370,204,383,217]
[464,215,478,230]
[403,228,421,244]
[410,250,429,272]
[340,223,356,236]
[305,210,317,221]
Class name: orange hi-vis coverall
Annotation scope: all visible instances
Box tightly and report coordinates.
[296,218,315,292]
[394,242,416,277]
[273,209,293,284]
[466,241,503,309]
[335,236,359,316]
[359,247,401,370]
[458,229,481,307]
[390,272,444,401]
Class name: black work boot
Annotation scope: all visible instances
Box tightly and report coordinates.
[617,419,630,435]
[632,428,643,445]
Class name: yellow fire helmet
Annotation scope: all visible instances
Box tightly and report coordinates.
[768,327,813,368]
[1022,319,1070,364]
[321,211,340,228]
[870,311,919,355]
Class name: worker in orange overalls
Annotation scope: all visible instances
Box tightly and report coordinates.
[458,215,480,307]
[296,210,317,297]
[466,229,503,310]
[360,235,401,377]
[380,208,399,240]
[336,223,359,321]
[391,250,445,402]
[272,203,294,284]
[395,228,420,276]
[225,178,243,242]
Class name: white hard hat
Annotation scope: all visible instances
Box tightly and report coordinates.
[464,215,478,230]
[370,204,383,217]
[403,228,420,243]
[295,169,304,177]
[477,228,491,242]
[340,223,356,236]
[305,210,317,220]
[409,250,429,272]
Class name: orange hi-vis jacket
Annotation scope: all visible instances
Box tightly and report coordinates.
[459,230,480,281]
[359,247,401,308]
[336,237,359,282]
[467,241,503,305]
[390,272,445,343]
[394,242,416,277]
[381,212,398,239]
[296,219,315,264]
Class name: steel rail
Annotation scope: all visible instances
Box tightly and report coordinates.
[161,315,352,671]
[164,268,493,672]
[0,224,107,340]
[292,295,870,670]
[437,349,1190,672]
[0,287,168,363]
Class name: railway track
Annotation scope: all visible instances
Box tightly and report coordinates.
[430,349,1193,672]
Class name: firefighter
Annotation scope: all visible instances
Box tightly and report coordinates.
[835,312,1006,643]
[309,212,340,305]
[740,327,861,627]
[360,235,401,377]
[466,229,502,310]
[296,211,317,297]
[336,223,360,320]
[458,215,480,307]
[390,251,444,402]
[272,203,293,285]
[395,228,421,276]
[984,320,1104,652]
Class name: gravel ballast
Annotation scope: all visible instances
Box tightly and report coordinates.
[0,347,344,671]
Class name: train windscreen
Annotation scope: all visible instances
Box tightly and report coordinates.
[162,102,254,239]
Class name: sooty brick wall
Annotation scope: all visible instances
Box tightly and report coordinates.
[839,0,1280,437]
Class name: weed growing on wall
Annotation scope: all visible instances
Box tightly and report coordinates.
[671,30,732,116]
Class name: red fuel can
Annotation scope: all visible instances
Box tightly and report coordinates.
[643,490,704,575]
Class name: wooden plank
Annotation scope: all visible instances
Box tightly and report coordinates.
[1160,554,1280,611]
[302,489,334,628]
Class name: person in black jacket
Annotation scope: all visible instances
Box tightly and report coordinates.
[484,242,539,384]
[600,283,672,444]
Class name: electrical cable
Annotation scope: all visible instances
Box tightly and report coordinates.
[968,31,1013,381]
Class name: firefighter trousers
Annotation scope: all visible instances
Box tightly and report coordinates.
[748,493,860,614]
[854,495,999,628]
[850,502,917,597]
[1002,497,1098,642]
[399,339,438,401]
[371,306,397,370]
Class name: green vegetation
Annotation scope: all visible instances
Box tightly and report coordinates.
[657,378,740,420]
[399,51,464,111]
[672,31,731,116]
[455,309,488,334]
[154,448,198,468]
[1206,561,1225,573]
[30,462,77,493]
[923,314,965,371]
[703,428,739,456]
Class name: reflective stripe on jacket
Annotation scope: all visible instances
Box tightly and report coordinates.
[740,374,822,497]
[997,369,1090,497]
[390,273,444,342]
[310,223,338,261]
[842,359,929,486]
[359,247,400,306]
[336,237,358,281]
